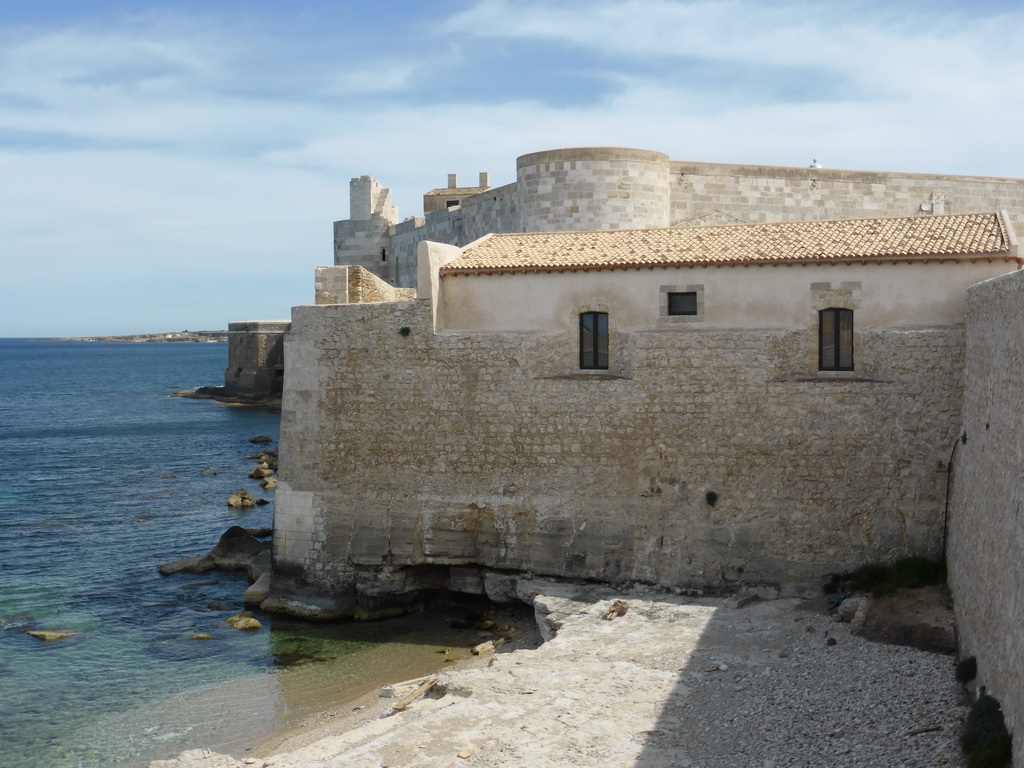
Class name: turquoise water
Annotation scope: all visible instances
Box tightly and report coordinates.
[0,340,488,768]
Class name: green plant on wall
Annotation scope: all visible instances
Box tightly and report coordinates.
[398,326,411,336]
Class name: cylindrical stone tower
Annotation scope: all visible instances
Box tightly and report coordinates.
[516,147,671,232]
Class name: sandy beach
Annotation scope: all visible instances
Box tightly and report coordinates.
[151,581,968,768]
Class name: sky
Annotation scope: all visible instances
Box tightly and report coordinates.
[3,0,1024,337]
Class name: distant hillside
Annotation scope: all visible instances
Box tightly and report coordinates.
[46,331,228,343]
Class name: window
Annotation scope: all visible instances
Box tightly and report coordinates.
[667,291,698,316]
[579,312,609,370]
[659,284,704,323]
[819,308,853,371]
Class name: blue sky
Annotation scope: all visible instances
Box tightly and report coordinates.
[3,0,1024,336]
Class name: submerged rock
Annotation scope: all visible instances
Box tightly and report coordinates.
[158,555,215,576]
[225,614,262,631]
[27,629,82,642]
[249,436,273,444]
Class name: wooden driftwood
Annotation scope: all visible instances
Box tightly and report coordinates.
[392,677,440,711]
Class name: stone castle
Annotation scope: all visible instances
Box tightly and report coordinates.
[228,148,1023,760]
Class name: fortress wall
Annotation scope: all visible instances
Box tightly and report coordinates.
[271,299,962,615]
[387,183,520,289]
[224,321,289,397]
[517,147,671,232]
[333,217,394,282]
[950,269,1024,764]
[670,161,1024,230]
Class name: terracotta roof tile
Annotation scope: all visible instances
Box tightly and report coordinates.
[442,213,1014,276]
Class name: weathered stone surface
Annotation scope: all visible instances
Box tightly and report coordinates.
[858,586,956,653]
[248,549,272,581]
[154,587,969,768]
[158,555,215,576]
[210,526,271,571]
[950,267,1024,761]
[228,489,256,508]
[225,614,262,631]
[271,298,965,616]
[243,571,271,607]
[27,629,82,642]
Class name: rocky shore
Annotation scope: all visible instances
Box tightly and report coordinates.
[150,582,969,768]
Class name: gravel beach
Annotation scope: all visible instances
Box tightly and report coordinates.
[152,583,968,768]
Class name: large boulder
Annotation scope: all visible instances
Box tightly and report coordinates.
[210,526,271,570]
[227,489,255,508]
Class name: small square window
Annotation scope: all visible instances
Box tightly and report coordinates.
[667,292,698,316]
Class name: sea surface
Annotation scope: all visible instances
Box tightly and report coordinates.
[0,339,488,768]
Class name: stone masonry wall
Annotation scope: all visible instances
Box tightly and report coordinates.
[272,299,963,617]
[347,265,416,303]
[224,321,289,397]
[517,148,671,232]
[949,270,1024,766]
[671,161,1024,230]
[387,182,519,289]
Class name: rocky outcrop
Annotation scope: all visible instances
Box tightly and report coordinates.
[158,526,271,577]
[228,489,256,508]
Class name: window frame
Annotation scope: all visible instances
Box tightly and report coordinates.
[818,307,854,371]
[579,311,609,370]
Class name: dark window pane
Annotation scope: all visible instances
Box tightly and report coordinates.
[819,307,853,371]
[668,292,698,315]
[838,310,854,369]
[820,310,836,369]
[580,311,609,370]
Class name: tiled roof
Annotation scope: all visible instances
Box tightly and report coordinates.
[442,212,1014,276]
[424,187,490,197]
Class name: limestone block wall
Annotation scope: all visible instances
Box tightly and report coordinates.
[949,269,1024,765]
[671,161,1024,232]
[272,299,963,616]
[387,183,519,288]
[333,217,394,282]
[517,148,671,232]
[224,321,290,397]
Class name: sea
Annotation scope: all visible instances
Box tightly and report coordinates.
[0,339,493,768]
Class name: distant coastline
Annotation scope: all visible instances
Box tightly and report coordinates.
[42,331,228,343]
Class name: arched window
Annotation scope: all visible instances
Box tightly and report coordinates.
[819,308,853,371]
[579,312,609,370]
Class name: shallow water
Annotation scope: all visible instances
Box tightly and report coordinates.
[0,339,501,768]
